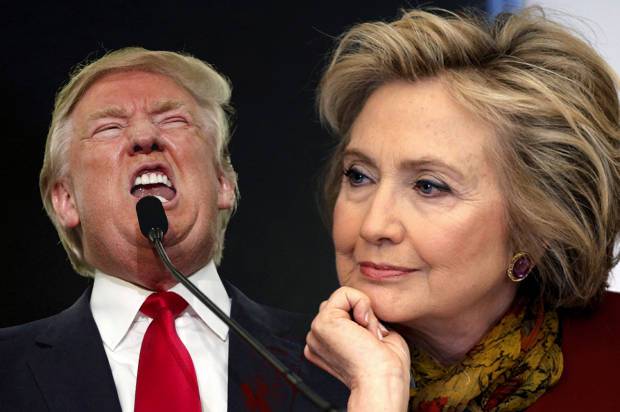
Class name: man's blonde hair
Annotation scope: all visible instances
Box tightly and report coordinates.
[318,8,620,308]
[40,47,239,276]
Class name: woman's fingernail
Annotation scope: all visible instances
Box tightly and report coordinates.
[379,323,389,336]
[364,311,369,324]
[376,328,384,341]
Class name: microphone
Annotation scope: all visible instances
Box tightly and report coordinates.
[136,195,168,241]
[135,196,340,412]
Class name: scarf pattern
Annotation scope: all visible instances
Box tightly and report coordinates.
[409,300,563,411]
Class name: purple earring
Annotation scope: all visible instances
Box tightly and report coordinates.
[507,252,534,282]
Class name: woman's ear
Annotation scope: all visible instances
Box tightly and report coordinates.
[51,180,80,228]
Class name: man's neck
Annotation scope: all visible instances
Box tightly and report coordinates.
[90,250,211,291]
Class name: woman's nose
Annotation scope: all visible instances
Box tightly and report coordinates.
[359,186,406,245]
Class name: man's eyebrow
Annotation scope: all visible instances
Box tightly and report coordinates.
[87,105,129,121]
[149,100,186,114]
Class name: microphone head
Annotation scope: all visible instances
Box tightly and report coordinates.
[136,196,168,239]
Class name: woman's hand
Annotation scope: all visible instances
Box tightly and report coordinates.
[304,286,411,412]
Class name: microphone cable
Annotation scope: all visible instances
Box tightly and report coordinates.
[136,196,341,412]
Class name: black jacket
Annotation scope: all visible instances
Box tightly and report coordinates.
[0,282,348,411]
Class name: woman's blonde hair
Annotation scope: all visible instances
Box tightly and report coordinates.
[40,47,239,276]
[318,8,620,308]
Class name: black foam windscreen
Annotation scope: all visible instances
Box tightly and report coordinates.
[136,196,168,238]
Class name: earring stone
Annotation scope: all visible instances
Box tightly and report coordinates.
[508,252,533,282]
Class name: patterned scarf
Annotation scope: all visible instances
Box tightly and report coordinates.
[409,300,563,412]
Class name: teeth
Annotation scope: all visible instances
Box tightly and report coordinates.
[153,195,168,203]
[133,171,173,188]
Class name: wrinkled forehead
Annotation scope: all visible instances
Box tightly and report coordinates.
[64,70,215,146]
[71,71,199,118]
[349,80,498,169]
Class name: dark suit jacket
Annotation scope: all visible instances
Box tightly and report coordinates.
[0,282,348,412]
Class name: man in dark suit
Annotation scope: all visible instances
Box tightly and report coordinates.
[0,48,346,411]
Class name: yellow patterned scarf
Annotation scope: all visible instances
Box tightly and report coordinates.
[409,300,563,412]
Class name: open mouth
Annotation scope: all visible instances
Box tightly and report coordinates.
[130,168,176,203]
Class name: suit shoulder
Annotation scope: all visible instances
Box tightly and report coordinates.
[261,303,313,338]
[0,316,60,384]
[255,300,312,325]
[1,288,92,360]
[530,292,620,410]
[561,291,620,337]
[226,282,312,340]
[0,315,57,346]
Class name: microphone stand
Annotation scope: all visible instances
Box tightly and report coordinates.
[147,227,341,412]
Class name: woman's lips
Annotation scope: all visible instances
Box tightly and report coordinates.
[359,262,416,279]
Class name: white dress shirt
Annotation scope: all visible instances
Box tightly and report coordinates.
[90,261,231,412]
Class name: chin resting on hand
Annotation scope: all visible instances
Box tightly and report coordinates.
[304,286,411,412]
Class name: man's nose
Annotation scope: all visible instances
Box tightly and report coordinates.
[359,185,406,245]
[128,122,164,155]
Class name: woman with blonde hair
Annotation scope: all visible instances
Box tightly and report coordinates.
[305,8,620,411]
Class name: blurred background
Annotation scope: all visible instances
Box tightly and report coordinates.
[4,0,618,327]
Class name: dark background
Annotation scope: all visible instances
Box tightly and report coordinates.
[4,0,485,327]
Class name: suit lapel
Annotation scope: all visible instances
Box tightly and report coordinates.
[225,283,304,412]
[27,288,122,412]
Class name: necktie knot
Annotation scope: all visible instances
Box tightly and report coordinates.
[140,291,188,319]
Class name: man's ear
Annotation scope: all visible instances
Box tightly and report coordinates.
[51,180,80,228]
[217,174,235,210]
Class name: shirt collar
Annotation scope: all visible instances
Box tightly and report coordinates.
[90,261,230,351]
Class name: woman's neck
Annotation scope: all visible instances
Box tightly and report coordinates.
[398,288,518,366]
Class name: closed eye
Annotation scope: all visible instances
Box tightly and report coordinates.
[160,116,189,128]
[93,123,123,138]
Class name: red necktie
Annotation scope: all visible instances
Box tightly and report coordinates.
[135,291,201,412]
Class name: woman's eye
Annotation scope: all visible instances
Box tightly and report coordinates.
[414,179,450,196]
[343,167,371,186]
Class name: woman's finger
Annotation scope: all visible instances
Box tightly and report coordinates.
[324,286,373,327]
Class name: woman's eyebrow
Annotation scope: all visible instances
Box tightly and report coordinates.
[344,148,465,180]
[400,158,465,180]
[342,148,376,166]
